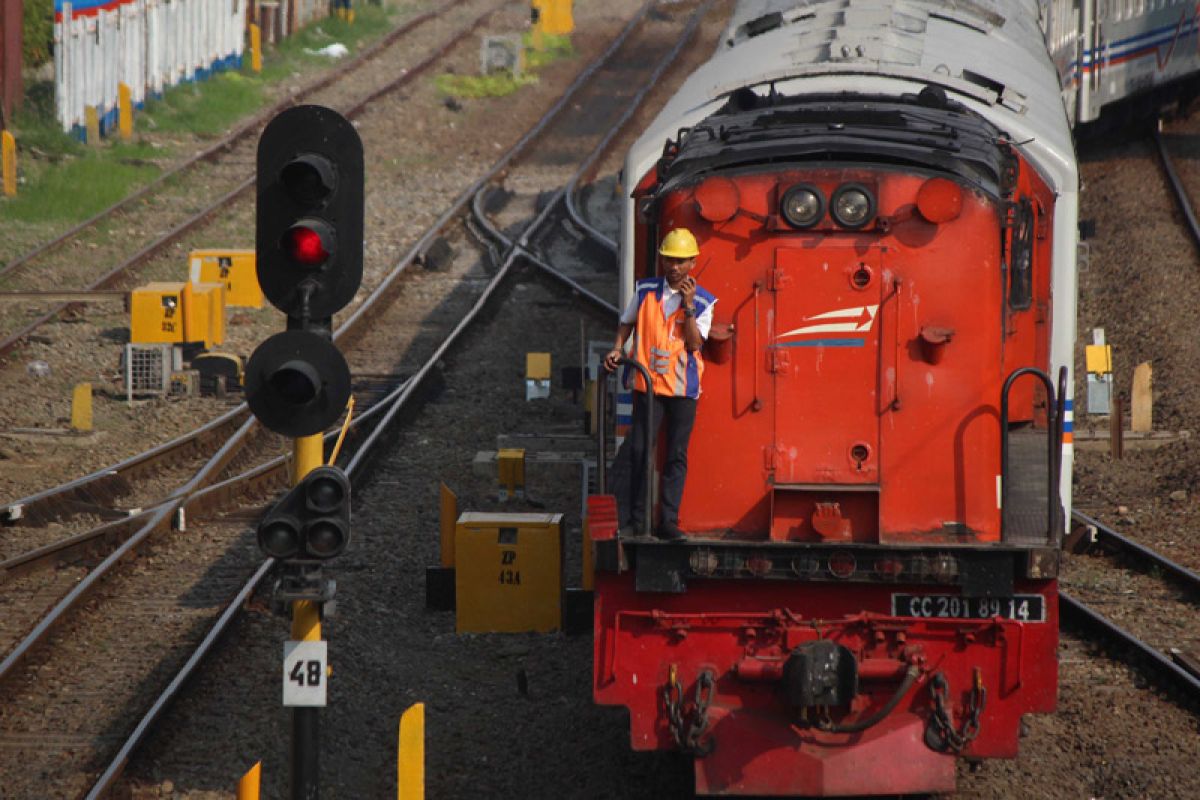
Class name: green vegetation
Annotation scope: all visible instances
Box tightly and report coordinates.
[435,33,575,101]
[143,6,398,135]
[1,5,405,228]
[434,72,538,100]
[22,0,54,67]
[524,33,575,70]
[0,156,159,222]
[141,71,266,136]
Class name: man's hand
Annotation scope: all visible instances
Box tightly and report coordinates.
[604,348,623,373]
[680,275,697,308]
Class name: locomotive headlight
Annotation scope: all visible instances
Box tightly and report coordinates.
[780,184,825,228]
[831,184,876,229]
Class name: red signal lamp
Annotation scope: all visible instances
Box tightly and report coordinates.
[283,220,334,267]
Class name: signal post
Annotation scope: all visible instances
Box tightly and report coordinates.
[247,105,364,800]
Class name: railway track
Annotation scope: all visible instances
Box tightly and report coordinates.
[1061,510,1200,700]
[0,1,712,794]
[1154,124,1200,254]
[0,0,507,356]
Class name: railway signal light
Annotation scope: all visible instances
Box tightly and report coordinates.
[258,465,353,561]
[256,105,363,321]
[247,105,363,437]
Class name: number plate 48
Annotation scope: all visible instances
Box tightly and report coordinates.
[283,640,328,707]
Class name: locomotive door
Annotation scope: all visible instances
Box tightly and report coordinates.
[770,247,884,485]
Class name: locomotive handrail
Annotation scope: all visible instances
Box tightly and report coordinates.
[619,356,656,536]
[999,366,1067,542]
[596,371,609,495]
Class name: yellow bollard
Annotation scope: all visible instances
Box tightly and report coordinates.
[530,0,546,51]
[250,24,263,72]
[71,383,93,432]
[237,761,262,800]
[85,106,100,146]
[545,0,573,34]
[497,448,526,500]
[118,83,133,140]
[439,482,457,568]
[398,703,425,800]
[1,130,15,197]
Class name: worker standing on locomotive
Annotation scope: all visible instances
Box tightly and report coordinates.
[604,227,716,539]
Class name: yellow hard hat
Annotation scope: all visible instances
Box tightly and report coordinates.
[658,228,700,259]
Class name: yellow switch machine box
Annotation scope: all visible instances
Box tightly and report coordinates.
[130,282,225,349]
[189,249,263,308]
[130,282,187,345]
[187,281,225,349]
[455,512,564,633]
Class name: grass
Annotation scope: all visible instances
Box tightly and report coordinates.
[524,33,575,69]
[435,32,575,101]
[435,72,539,99]
[0,157,160,223]
[0,4,406,228]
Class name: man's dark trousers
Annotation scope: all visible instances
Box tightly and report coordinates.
[624,391,697,533]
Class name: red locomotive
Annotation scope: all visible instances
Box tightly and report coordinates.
[589,2,1079,795]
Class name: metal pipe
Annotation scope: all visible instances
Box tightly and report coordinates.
[596,373,608,494]
[619,357,655,536]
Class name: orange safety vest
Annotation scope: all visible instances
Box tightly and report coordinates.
[626,277,715,399]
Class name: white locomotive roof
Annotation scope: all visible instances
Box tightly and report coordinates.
[627,0,1075,192]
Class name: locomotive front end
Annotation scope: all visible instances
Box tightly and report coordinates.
[593,86,1070,796]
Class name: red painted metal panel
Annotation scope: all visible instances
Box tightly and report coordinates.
[771,246,882,486]
[593,574,1059,796]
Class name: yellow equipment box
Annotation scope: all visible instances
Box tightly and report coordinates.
[130,282,225,348]
[186,281,225,349]
[130,282,186,345]
[1085,344,1113,375]
[189,249,263,308]
[455,512,563,633]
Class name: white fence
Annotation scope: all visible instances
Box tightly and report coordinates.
[54,0,247,137]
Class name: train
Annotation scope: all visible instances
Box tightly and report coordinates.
[586,0,1200,795]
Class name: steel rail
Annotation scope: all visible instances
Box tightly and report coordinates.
[1071,510,1200,589]
[467,0,716,314]
[0,374,416,583]
[335,0,657,340]
[1154,127,1200,254]
[81,3,676,794]
[471,186,619,315]
[0,1,503,358]
[1058,590,1200,698]
[0,0,471,281]
[559,0,716,255]
[83,559,276,799]
[0,0,503,522]
[1,0,660,592]
[2,406,248,525]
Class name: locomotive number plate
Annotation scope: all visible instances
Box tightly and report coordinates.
[892,594,1046,623]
